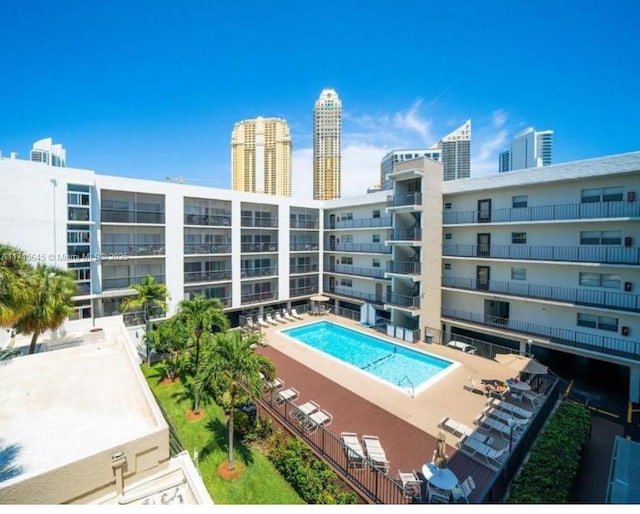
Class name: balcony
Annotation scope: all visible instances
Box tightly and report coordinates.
[324,263,386,279]
[184,270,232,283]
[328,243,392,254]
[386,261,421,275]
[442,276,640,313]
[290,242,320,251]
[102,274,165,291]
[442,307,640,360]
[184,242,231,255]
[443,244,640,265]
[290,285,319,297]
[388,228,422,242]
[241,291,277,304]
[386,192,422,208]
[101,209,165,224]
[241,266,278,279]
[330,217,392,230]
[385,292,420,310]
[68,207,91,222]
[184,213,231,226]
[241,242,278,253]
[290,264,319,274]
[443,200,640,225]
[241,217,278,228]
[325,287,383,305]
[290,219,319,229]
[101,243,165,257]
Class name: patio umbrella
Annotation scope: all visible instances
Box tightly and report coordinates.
[495,353,548,375]
[433,431,449,469]
[310,294,330,302]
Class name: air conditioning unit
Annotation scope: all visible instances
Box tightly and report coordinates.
[625,282,633,292]
[624,236,633,247]
[628,191,636,202]
[621,326,630,337]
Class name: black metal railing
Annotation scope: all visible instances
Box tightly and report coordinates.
[290,285,319,297]
[389,228,422,241]
[184,242,231,254]
[101,208,165,224]
[324,264,386,279]
[184,213,231,226]
[326,287,383,305]
[241,266,278,278]
[183,270,232,283]
[290,264,319,274]
[387,192,422,208]
[330,217,392,229]
[385,292,420,309]
[443,244,639,265]
[386,261,421,275]
[241,291,277,304]
[442,275,640,312]
[329,243,392,254]
[241,242,279,253]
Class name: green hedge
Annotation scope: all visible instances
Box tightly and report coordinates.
[508,402,591,503]
[268,430,359,504]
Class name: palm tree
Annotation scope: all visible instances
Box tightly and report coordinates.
[198,330,274,471]
[0,244,34,327]
[121,275,170,364]
[13,264,77,354]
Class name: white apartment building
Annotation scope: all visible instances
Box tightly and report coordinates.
[0,150,638,400]
[30,137,67,167]
[499,127,554,172]
[379,147,441,191]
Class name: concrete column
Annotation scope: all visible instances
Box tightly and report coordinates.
[630,365,640,404]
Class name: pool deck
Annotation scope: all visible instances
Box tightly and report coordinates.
[255,314,537,502]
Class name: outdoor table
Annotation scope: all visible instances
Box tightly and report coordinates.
[506,379,531,392]
[421,462,459,491]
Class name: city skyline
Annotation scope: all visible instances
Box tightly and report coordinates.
[1,1,638,199]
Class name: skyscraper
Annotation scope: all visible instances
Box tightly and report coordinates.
[231,117,292,196]
[379,146,442,190]
[439,120,471,181]
[30,138,66,167]
[313,89,342,200]
[498,127,554,172]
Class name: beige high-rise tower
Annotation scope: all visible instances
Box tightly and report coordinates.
[231,117,292,196]
[313,89,342,200]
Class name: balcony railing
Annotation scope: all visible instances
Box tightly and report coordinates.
[328,243,392,254]
[324,263,386,279]
[241,266,278,278]
[184,242,231,255]
[290,242,320,251]
[184,213,231,226]
[240,242,278,253]
[289,285,319,297]
[101,243,166,257]
[443,200,640,225]
[326,286,383,305]
[443,244,640,265]
[290,264,319,274]
[184,270,232,283]
[67,245,91,260]
[102,274,165,291]
[241,291,277,304]
[101,209,165,224]
[330,216,392,229]
[442,275,640,313]
[290,219,319,229]
[442,307,640,360]
[386,192,422,208]
[389,228,422,241]
[385,292,420,309]
[241,217,278,228]
[386,261,421,275]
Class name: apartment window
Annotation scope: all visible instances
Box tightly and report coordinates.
[340,279,353,287]
[341,212,353,221]
[511,268,527,281]
[372,258,380,268]
[581,189,601,203]
[580,230,622,245]
[512,195,528,208]
[511,232,527,244]
[444,233,452,240]
[577,313,618,332]
[579,272,621,289]
[341,256,353,265]
[372,234,380,243]
[342,235,353,243]
[372,210,380,219]
[581,187,624,203]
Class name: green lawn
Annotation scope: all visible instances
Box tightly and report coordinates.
[142,365,304,505]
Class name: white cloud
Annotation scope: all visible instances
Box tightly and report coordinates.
[471,110,510,177]
[392,99,435,144]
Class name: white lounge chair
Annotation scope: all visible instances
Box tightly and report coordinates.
[438,417,494,446]
[260,373,284,391]
[362,435,390,474]
[290,308,304,320]
[522,390,544,408]
[397,470,422,501]
[488,398,533,419]
[283,309,295,321]
[265,313,278,326]
[289,400,320,422]
[245,317,257,332]
[451,475,476,503]
[341,432,366,469]
[273,387,299,406]
[274,311,287,324]
[476,415,525,441]
[460,437,508,470]
[302,408,333,432]
[257,315,269,328]
[481,406,529,427]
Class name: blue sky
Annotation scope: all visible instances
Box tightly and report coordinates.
[1,0,638,198]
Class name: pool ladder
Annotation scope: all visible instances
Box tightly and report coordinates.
[399,375,415,399]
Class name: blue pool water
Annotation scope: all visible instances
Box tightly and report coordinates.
[281,321,453,391]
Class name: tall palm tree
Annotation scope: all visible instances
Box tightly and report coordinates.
[121,275,170,364]
[198,330,274,471]
[13,264,77,354]
[0,244,34,327]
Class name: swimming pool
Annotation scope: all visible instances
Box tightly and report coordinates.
[281,321,457,395]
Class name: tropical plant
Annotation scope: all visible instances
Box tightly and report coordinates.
[120,275,170,364]
[13,264,76,354]
[198,330,274,471]
[149,315,190,381]
[0,244,34,327]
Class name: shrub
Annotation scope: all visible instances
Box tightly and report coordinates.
[507,402,591,503]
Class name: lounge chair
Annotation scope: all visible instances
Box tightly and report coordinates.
[460,437,508,470]
[451,475,476,503]
[274,311,287,324]
[488,398,533,420]
[265,312,278,326]
[341,432,366,469]
[362,435,390,474]
[476,415,525,441]
[463,376,486,395]
[289,400,320,422]
[283,309,295,322]
[397,470,422,501]
[522,390,544,408]
[261,373,284,391]
[302,408,333,432]
[291,308,304,320]
[245,317,257,332]
[438,417,494,446]
[273,387,299,406]
[257,315,269,328]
